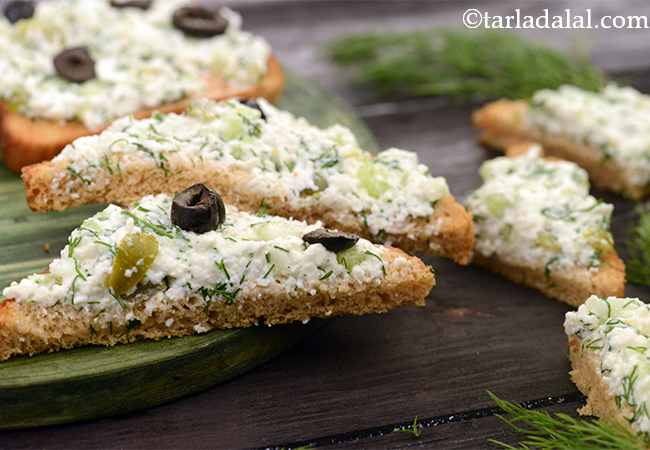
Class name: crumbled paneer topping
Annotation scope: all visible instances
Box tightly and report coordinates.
[0,0,270,129]
[53,99,450,236]
[466,148,613,272]
[2,195,386,313]
[565,296,650,434]
[529,84,650,187]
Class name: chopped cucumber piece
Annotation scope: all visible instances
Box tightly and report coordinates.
[220,115,245,141]
[583,228,613,253]
[336,247,367,272]
[357,161,390,198]
[535,231,561,252]
[485,193,511,218]
[253,221,302,241]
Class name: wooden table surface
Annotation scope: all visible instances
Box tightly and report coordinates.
[4,1,650,449]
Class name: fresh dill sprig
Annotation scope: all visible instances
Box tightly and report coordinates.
[626,207,650,286]
[257,199,270,216]
[319,270,333,281]
[66,166,92,185]
[488,391,647,449]
[123,211,176,239]
[393,416,422,438]
[263,264,275,279]
[328,30,605,101]
[67,235,83,257]
[198,283,240,305]
[216,259,230,280]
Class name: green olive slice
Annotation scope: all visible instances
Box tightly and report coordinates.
[108,231,159,297]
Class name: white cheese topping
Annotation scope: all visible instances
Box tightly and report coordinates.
[529,84,650,188]
[2,194,387,314]
[53,99,450,236]
[0,0,270,129]
[565,296,650,434]
[465,148,613,272]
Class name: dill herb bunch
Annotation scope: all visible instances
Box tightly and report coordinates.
[488,391,647,449]
[627,207,650,286]
[394,416,422,438]
[328,30,605,101]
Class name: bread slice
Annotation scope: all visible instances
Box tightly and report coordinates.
[568,336,635,432]
[22,100,474,265]
[474,251,624,307]
[0,193,434,361]
[473,98,646,199]
[466,149,624,306]
[1,56,283,172]
[565,296,650,439]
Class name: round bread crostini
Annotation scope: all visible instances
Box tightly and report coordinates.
[3,0,35,24]
[172,6,228,38]
[302,229,359,253]
[171,184,226,233]
[109,0,152,10]
[53,47,96,83]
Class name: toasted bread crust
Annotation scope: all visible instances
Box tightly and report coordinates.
[568,336,639,434]
[23,152,475,264]
[0,56,284,172]
[473,100,646,199]
[0,248,433,361]
[473,250,625,306]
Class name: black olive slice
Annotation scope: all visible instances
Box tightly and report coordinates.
[171,184,226,233]
[241,99,267,121]
[3,0,34,24]
[110,0,152,10]
[172,6,227,38]
[302,229,359,253]
[53,47,96,83]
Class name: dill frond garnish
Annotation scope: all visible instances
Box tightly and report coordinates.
[123,211,176,239]
[216,259,230,280]
[66,166,92,185]
[263,264,275,279]
[198,283,240,305]
[393,416,422,438]
[257,199,270,217]
[488,391,647,449]
[328,30,605,101]
[318,270,333,281]
[626,207,650,286]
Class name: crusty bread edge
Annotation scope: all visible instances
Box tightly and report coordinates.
[472,100,646,199]
[0,247,434,361]
[0,55,284,172]
[568,336,641,436]
[23,153,475,265]
[473,250,625,307]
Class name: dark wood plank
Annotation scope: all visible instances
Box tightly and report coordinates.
[319,399,584,449]
[4,1,650,448]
